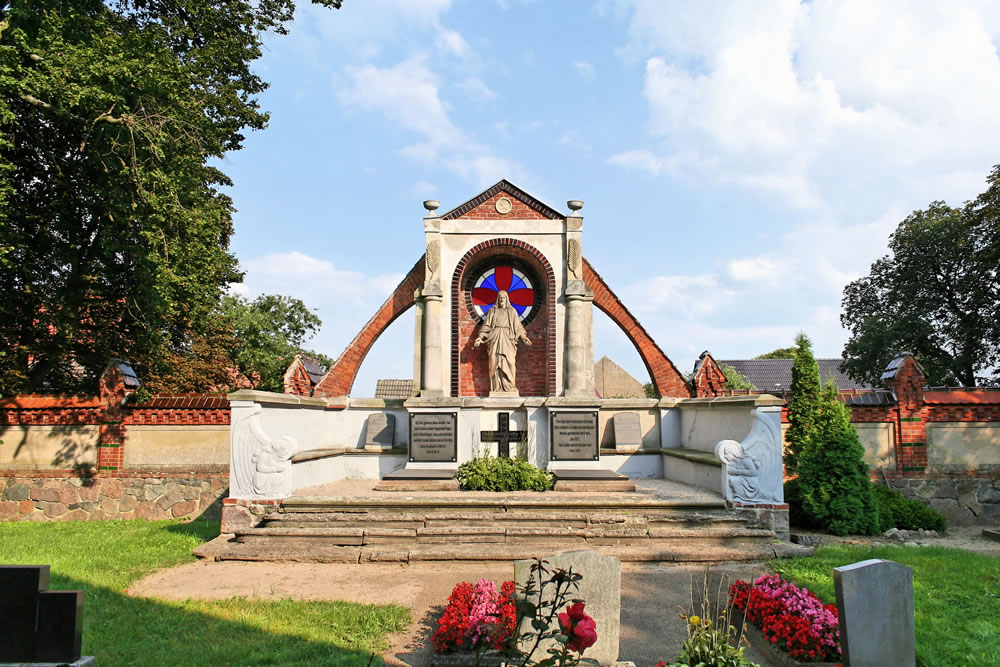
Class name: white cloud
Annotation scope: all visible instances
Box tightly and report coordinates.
[458,76,499,102]
[411,180,437,197]
[339,55,524,186]
[608,149,665,174]
[613,0,1000,211]
[436,28,471,58]
[573,60,596,78]
[727,256,780,284]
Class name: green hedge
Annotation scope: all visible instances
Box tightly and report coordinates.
[456,456,553,491]
[872,483,948,532]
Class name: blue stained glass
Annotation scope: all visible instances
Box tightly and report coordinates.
[508,276,525,292]
[482,273,498,292]
[480,303,494,314]
[513,304,526,316]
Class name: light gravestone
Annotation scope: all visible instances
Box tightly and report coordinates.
[363,413,395,452]
[513,550,620,666]
[612,412,642,453]
[834,559,915,667]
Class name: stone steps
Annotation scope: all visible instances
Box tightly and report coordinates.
[210,493,802,564]
[212,540,811,564]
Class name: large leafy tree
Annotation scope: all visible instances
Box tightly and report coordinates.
[753,347,796,360]
[841,166,1000,387]
[0,0,340,395]
[221,294,330,393]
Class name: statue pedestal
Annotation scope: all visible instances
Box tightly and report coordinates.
[488,390,520,398]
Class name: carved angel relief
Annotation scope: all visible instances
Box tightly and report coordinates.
[232,405,297,499]
[714,408,782,504]
[567,239,581,280]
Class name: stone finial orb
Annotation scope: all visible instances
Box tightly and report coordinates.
[567,200,584,213]
[423,200,440,213]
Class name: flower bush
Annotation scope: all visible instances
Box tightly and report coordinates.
[729,574,840,662]
[432,578,517,653]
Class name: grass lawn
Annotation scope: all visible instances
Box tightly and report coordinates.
[0,520,410,665]
[771,544,1000,667]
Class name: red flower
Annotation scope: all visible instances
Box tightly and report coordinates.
[558,602,598,654]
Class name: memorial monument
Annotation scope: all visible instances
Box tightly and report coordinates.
[225,179,786,535]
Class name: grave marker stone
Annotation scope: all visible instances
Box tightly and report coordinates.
[513,550,620,666]
[363,413,395,452]
[480,412,526,458]
[0,564,85,665]
[834,559,915,667]
[612,412,643,453]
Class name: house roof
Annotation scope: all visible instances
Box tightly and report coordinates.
[374,379,414,400]
[298,356,326,385]
[718,359,872,392]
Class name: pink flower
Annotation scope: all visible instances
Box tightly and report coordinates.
[558,602,598,653]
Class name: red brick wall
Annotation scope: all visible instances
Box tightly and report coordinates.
[582,258,690,398]
[313,257,425,398]
[692,354,726,397]
[451,239,556,396]
[441,182,563,221]
[283,361,313,397]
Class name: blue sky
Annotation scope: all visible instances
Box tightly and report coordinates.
[224,0,1000,396]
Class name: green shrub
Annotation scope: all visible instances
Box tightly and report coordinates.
[784,477,819,530]
[455,456,553,492]
[796,382,879,536]
[872,483,947,532]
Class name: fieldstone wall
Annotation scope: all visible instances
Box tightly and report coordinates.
[0,474,227,522]
[885,477,1000,525]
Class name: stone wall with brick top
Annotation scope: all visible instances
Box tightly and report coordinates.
[0,473,227,522]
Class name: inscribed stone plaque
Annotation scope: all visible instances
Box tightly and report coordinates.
[364,413,395,451]
[551,411,599,461]
[612,412,643,452]
[408,413,457,462]
[834,559,915,667]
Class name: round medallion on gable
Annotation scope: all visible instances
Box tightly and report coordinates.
[495,197,513,215]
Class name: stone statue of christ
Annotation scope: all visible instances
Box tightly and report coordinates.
[474,290,532,394]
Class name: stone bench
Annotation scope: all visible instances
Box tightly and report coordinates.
[660,447,724,495]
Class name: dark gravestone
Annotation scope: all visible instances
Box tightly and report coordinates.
[480,412,526,458]
[834,559,915,667]
[409,412,457,462]
[364,413,396,451]
[0,565,84,664]
[550,411,599,461]
[612,412,643,452]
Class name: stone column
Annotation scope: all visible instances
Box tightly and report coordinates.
[565,281,594,397]
[420,285,444,397]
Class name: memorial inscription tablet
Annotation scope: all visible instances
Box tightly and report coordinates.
[551,411,599,461]
[409,413,457,462]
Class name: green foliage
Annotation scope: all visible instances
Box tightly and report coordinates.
[785,333,821,475]
[871,483,947,532]
[0,520,409,664]
[720,364,754,391]
[643,381,657,398]
[668,572,757,667]
[795,382,879,536]
[456,455,554,492]
[753,347,797,360]
[220,294,325,392]
[841,165,1000,387]
[0,0,340,395]
[783,477,818,530]
[772,544,1000,666]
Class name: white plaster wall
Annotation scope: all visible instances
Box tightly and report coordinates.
[0,425,98,469]
[602,453,663,478]
[439,226,568,396]
[124,425,229,468]
[662,455,724,494]
[597,407,660,450]
[927,422,1000,468]
[251,404,330,454]
[292,453,407,490]
[855,423,895,468]
[679,406,755,452]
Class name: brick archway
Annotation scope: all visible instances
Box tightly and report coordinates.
[582,258,690,398]
[452,239,556,397]
[312,257,424,398]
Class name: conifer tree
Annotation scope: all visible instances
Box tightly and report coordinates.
[785,333,821,475]
[796,381,879,536]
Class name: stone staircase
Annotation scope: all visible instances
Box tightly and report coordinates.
[204,494,810,564]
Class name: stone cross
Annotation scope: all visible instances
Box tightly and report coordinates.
[834,559,915,667]
[480,412,526,458]
[0,565,84,664]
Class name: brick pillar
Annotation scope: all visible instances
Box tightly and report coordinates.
[885,353,928,474]
[97,365,126,472]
